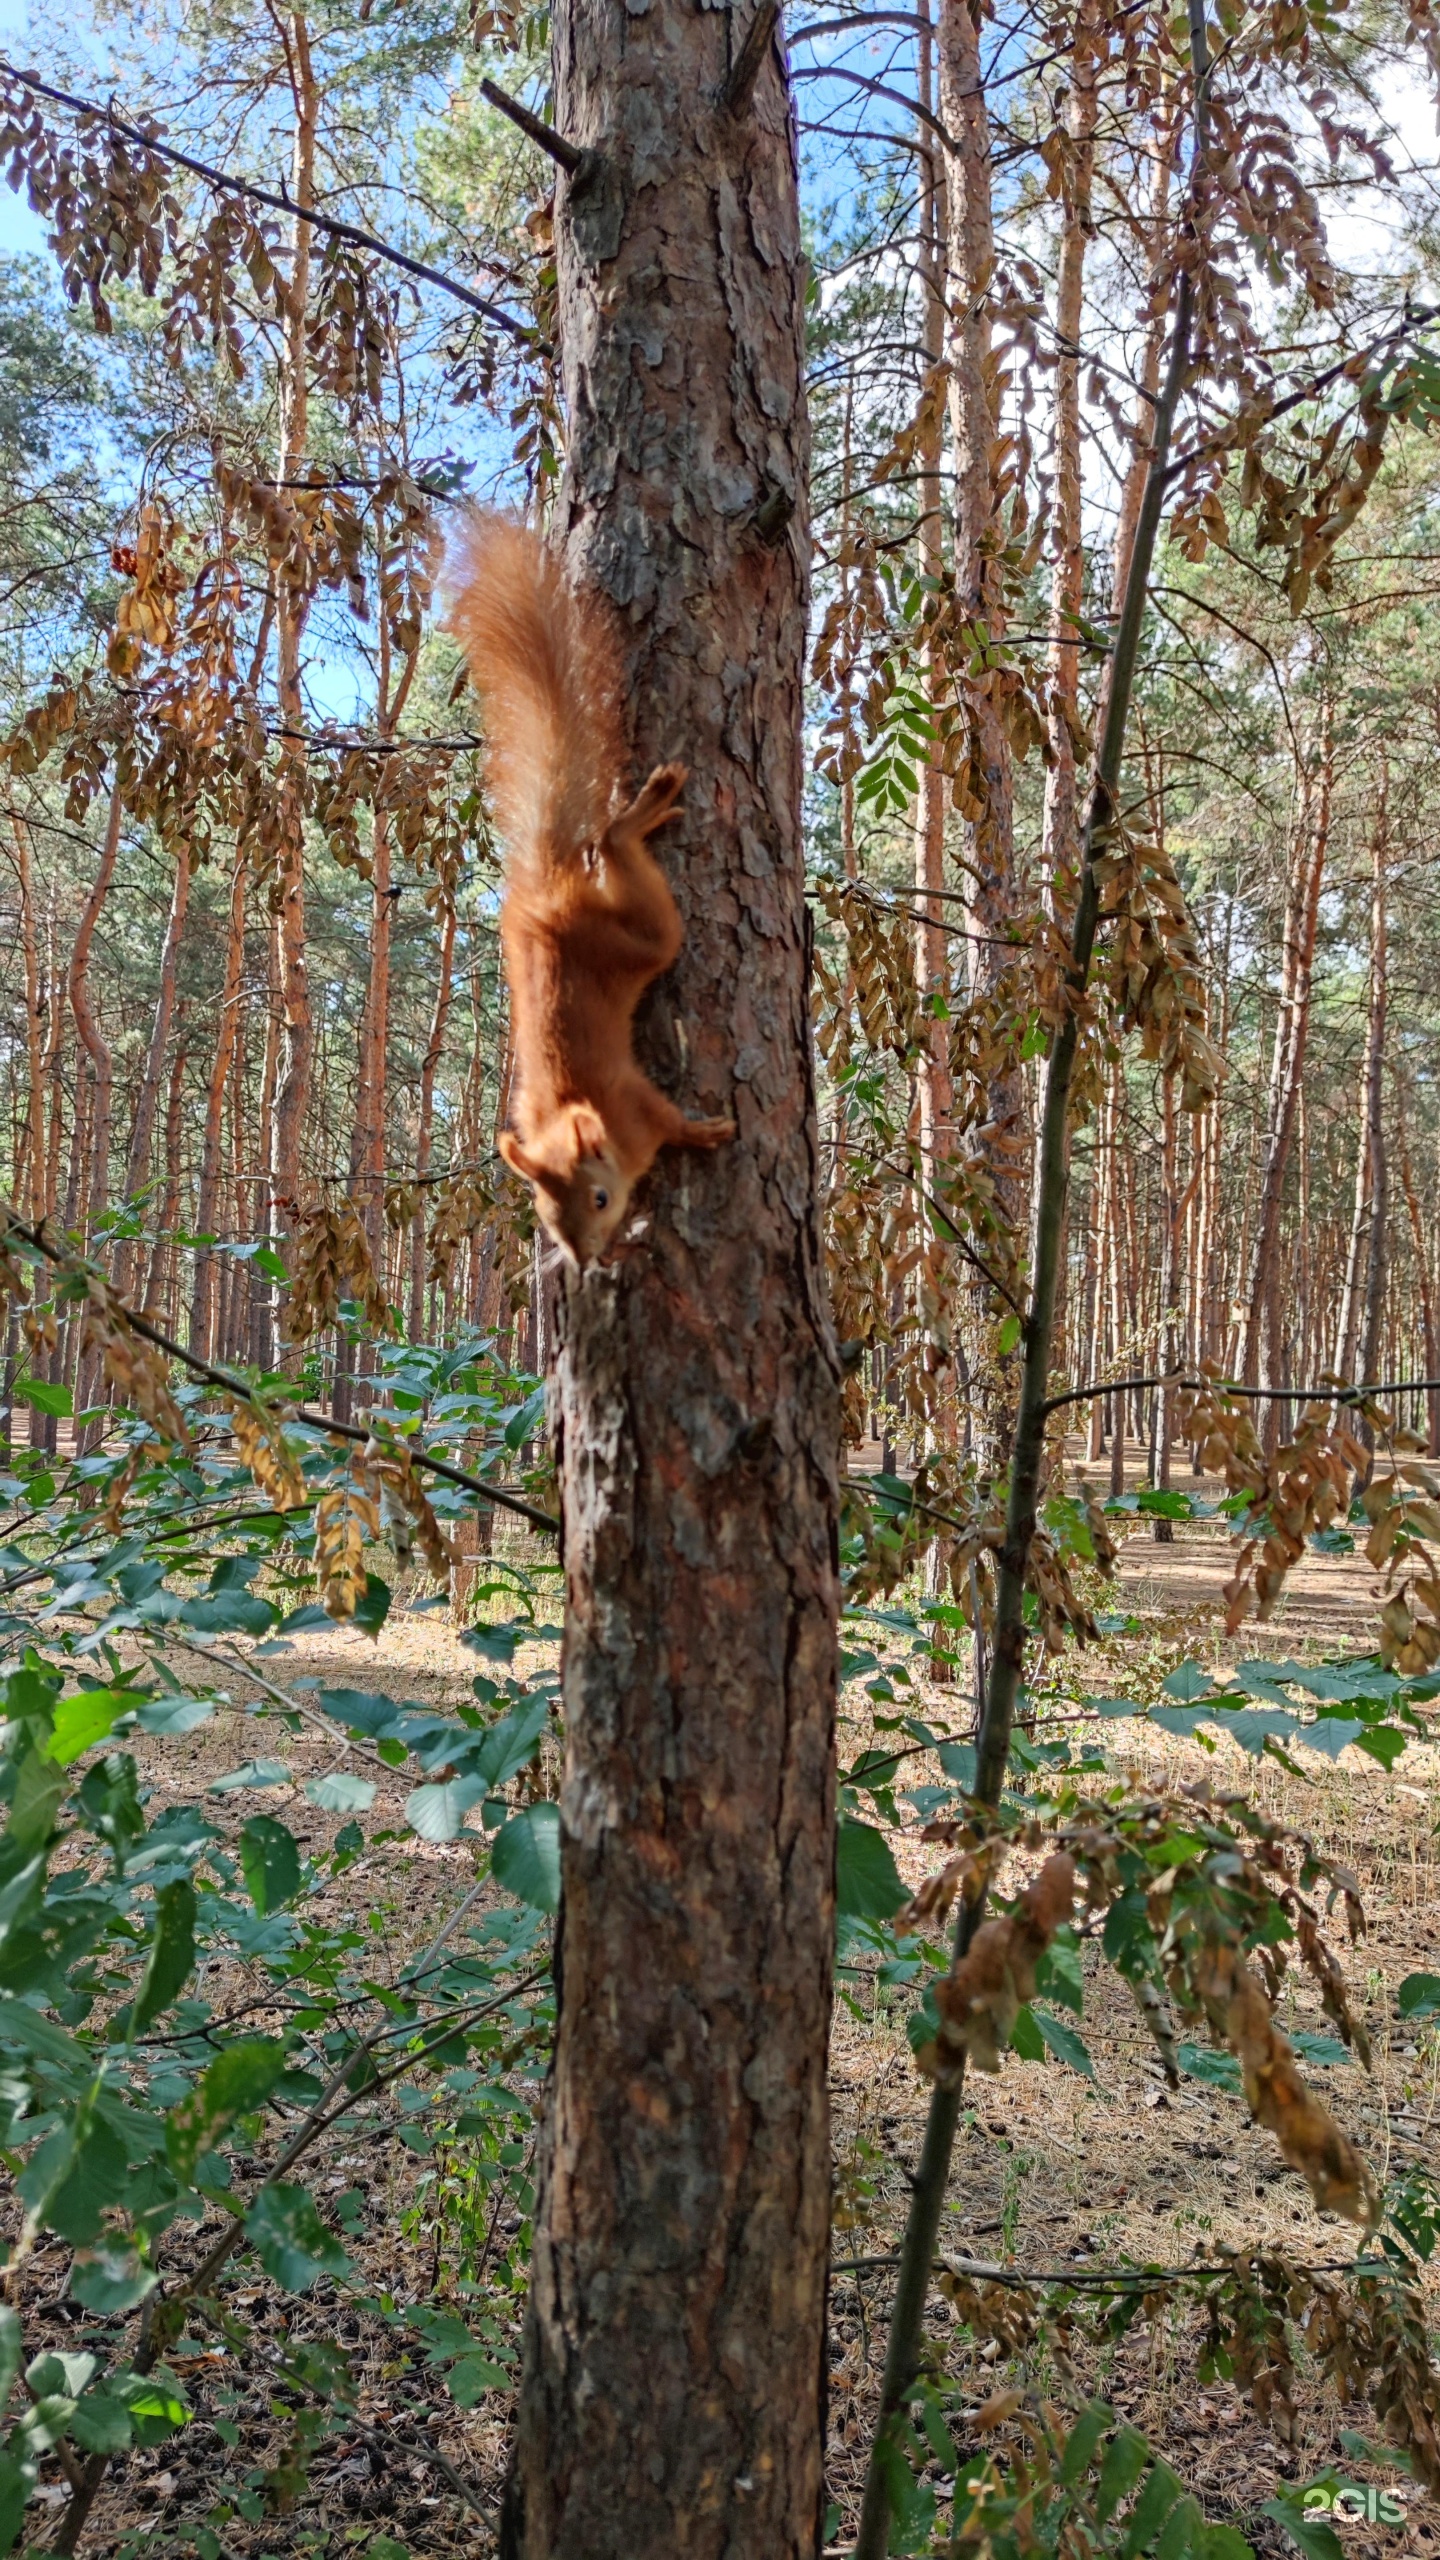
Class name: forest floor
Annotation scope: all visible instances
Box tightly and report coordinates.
[11,1459,1440,2559]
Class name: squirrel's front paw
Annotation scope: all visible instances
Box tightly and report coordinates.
[680,1115,737,1149]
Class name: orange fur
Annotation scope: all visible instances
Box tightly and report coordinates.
[449,513,734,1266]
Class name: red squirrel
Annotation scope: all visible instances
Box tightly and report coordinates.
[449,513,735,1267]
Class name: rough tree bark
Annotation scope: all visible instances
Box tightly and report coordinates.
[499,5,840,2553]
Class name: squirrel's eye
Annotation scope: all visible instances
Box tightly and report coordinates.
[593,1188,609,1210]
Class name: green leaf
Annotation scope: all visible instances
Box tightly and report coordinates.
[1061,2401,1110,2483]
[0,2442,36,2551]
[0,2304,21,2413]
[1354,1723,1409,1771]
[1291,2032,1351,2068]
[178,1591,278,1637]
[23,2116,129,2245]
[245,2182,350,2293]
[6,1742,65,1854]
[473,1694,548,1788]
[353,1573,391,1637]
[1398,1972,1440,2019]
[1261,2495,1345,2560]
[406,1775,486,1844]
[1033,2006,1095,2077]
[1010,2002,1046,2062]
[1123,2461,1186,2556]
[1178,2042,1242,2091]
[836,1816,905,1921]
[1097,2424,1152,2521]
[1198,2531,1256,2560]
[304,1771,376,1815]
[1034,1938,1084,2014]
[130,1879,197,2033]
[461,1621,520,1665]
[491,1802,561,1912]
[69,2247,158,2313]
[135,1695,214,1739]
[15,1378,71,1417]
[503,1384,546,1450]
[314,1688,406,1740]
[1161,1662,1214,1701]
[167,2039,287,2183]
[209,1758,291,1793]
[43,1687,132,1765]
[109,2366,188,2447]
[238,1816,302,1915]
[68,2385,137,2454]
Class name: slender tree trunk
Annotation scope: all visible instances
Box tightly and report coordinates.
[144,1021,189,1318]
[1396,1075,1439,1455]
[501,4,839,2550]
[1336,805,1388,1386]
[124,840,192,1209]
[12,820,48,1221]
[409,896,457,1342]
[190,848,248,1357]
[913,3,952,1193]
[1358,818,1388,1409]
[270,9,318,1217]
[937,0,1024,1426]
[68,777,123,1243]
[1241,697,1331,1385]
[1041,0,1100,904]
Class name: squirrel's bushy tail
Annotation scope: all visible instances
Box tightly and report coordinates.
[449,511,626,872]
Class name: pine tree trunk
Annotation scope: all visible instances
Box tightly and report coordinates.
[410,896,456,1342]
[1358,816,1388,1407]
[191,848,248,1358]
[68,777,123,1243]
[1336,805,1388,1386]
[124,840,192,1208]
[1395,1076,1439,1454]
[1240,698,1331,1386]
[271,8,318,1218]
[1041,0,1099,902]
[501,6,839,2551]
[12,819,48,1221]
[913,2,951,1190]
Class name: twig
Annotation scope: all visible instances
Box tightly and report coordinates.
[370,2420,499,2535]
[1041,1370,1440,1417]
[160,1630,388,1767]
[0,60,529,339]
[480,77,584,175]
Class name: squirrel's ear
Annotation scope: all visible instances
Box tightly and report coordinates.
[569,1103,608,1159]
[500,1130,547,1187]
